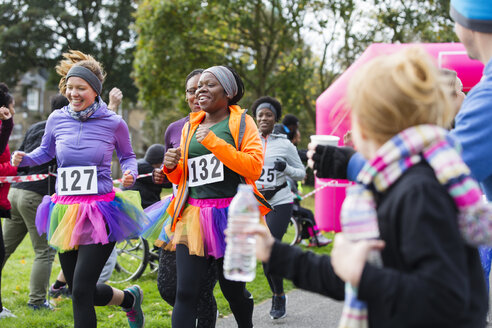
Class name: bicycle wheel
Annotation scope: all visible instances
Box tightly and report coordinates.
[281,216,302,246]
[147,246,160,274]
[109,237,149,283]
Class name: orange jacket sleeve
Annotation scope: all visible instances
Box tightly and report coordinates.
[201,115,263,180]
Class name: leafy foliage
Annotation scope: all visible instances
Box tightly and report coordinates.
[133,0,456,143]
[0,0,138,101]
[0,0,458,145]
[374,0,457,43]
[133,0,325,120]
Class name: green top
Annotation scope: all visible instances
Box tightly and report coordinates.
[188,116,241,199]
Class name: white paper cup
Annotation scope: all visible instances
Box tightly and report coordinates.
[310,135,340,147]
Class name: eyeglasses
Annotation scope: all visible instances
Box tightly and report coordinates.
[186,88,197,96]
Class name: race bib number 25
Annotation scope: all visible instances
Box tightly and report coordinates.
[57,166,98,196]
[257,163,277,189]
[188,154,224,187]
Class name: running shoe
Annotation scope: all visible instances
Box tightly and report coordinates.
[27,300,55,311]
[49,284,71,298]
[269,295,287,320]
[308,234,332,247]
[123,285,145,328]
[0,307,16,319]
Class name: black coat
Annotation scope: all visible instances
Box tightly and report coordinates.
[266,162,488,327]
[123,159,167,209]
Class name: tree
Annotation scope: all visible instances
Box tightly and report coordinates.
[133,0,325,120]
[0,0,138,102]
[373,0,457,43]
[133,0,458,145]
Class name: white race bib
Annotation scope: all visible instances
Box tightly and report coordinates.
[188,154,224,187]
[57,166,98,196]
[257,163,277,189]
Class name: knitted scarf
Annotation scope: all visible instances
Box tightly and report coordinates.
[338,124,491,328]
[68,97,101,122]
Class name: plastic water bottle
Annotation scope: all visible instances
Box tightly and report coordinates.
[223,184,259,282]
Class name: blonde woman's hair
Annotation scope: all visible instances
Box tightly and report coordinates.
[347,47,454,145]
[56,50,106,95]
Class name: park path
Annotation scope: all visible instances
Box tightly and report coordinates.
[216,289,344,328]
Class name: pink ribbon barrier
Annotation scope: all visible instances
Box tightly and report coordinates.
[0,172,152,184]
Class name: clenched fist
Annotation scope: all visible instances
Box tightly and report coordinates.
[11,151,26,167]
[121,170,134,188]
[164,147,181,170]
[195,125,211,143]
[0,106,12,120]
[153,167,165,184]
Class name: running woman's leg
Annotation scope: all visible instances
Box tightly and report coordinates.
[172,244,211,328]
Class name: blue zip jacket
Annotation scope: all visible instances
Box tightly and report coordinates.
[449,58,492,200]
[18,102,137,195]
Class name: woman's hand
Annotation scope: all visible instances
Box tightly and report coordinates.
[121,170,134,188]
[164,147,181,170]
[331,233,385,287]
[153,167,165,184]
[273,159,287,172]
[11,151,26,167]
[343,130,354,148]
[0,106,12,120]
[195,125,211,143]
[107,87,123,111]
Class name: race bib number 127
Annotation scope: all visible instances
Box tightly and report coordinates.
[57,166,98,196]
[188,154,224,187]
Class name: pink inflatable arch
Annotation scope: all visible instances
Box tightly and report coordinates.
[315,43,484,233]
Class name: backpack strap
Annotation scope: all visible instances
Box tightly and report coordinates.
[237,109,247,151]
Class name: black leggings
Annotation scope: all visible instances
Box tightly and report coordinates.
[0,221,4,310]
[263,203,293,295]
[0,209,10,310]
[157,249,218,328]
[58,243,116,328]
[172,244,254,328]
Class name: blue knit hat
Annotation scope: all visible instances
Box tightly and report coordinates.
[450,0,492,33]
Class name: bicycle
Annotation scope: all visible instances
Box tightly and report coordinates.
[109,237,160,283]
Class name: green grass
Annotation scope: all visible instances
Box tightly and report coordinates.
[1,185,333,327]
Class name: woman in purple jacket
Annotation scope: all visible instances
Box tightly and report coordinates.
[12,50,147,328]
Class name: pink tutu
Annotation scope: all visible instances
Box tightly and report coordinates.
[35,190,149,252]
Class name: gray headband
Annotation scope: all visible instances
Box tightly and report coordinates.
[203,66,238,99]
[66,65,102,96]
[258,102,277,120]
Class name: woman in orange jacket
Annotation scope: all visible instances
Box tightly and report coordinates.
[158,66,270,328]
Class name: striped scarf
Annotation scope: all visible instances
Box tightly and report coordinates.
[68,97,101,122]
[338,124,491,328]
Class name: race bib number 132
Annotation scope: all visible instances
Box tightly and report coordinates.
[57,166,98,196]
[188,154,224,187]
